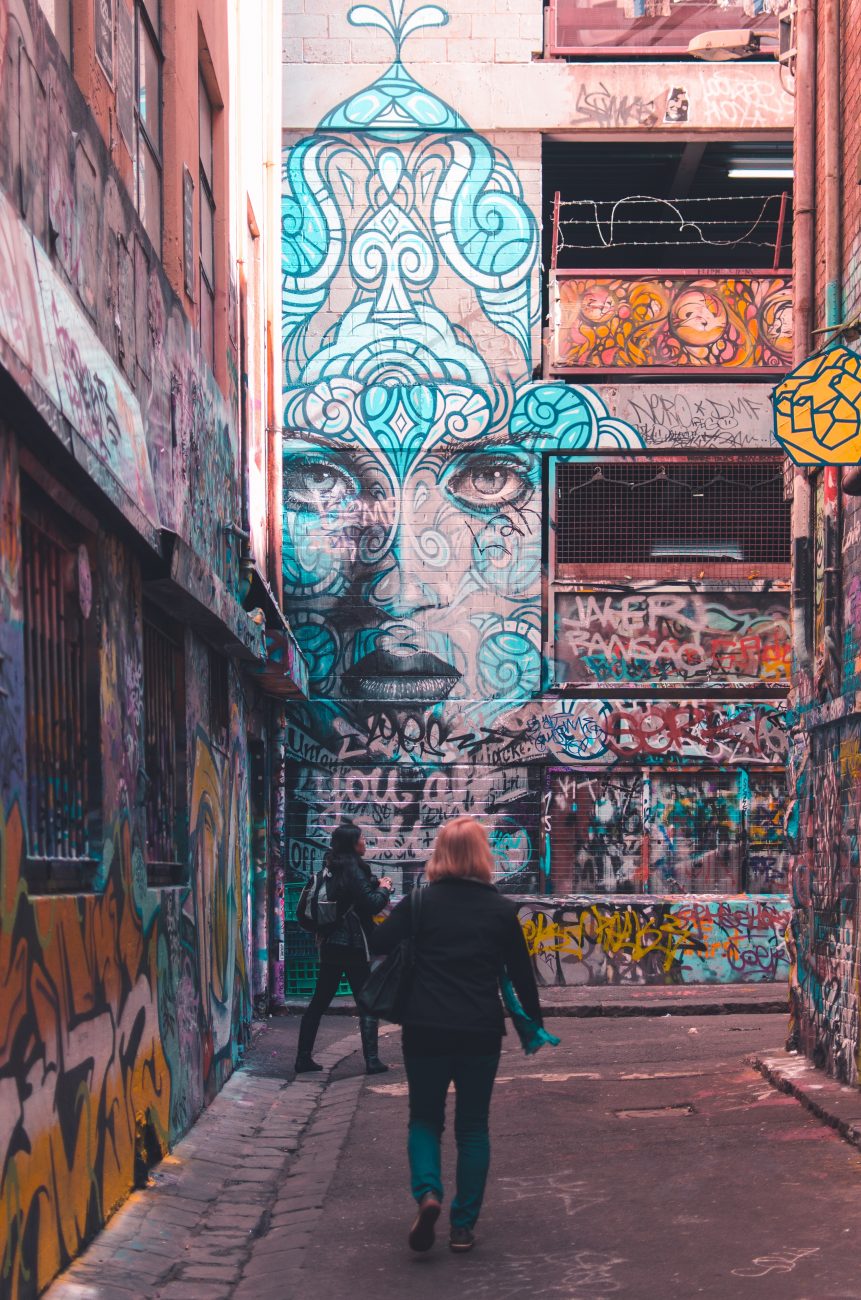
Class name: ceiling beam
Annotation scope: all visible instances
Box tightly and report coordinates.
[669,141,707,198]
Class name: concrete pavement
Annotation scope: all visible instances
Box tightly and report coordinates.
[753,1048,861,1151]
[46,1006,861,1300]
[276,979,789,1017]
[44,1018,369,1300]
[307,1015,861,1299]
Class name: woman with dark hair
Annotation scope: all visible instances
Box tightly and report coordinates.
[295,821,393,1075]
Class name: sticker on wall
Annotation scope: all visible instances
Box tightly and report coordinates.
[773,345,861,464]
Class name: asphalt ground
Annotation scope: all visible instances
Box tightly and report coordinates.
[45,1011,861,1300]
[303,1014,861,1300]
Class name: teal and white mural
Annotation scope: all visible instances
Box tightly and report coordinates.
[279,1,785,901]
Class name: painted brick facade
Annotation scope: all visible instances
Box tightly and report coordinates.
[0,2,298,1295]
[279,0,794,987]
[788,0,861,1084]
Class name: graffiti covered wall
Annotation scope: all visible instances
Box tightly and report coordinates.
[0,5,266,1294]
[280,0,788,945]
[778,0,861,1092]
[788,716,861,1083]
[0,435,254,1296]
[520,895,791,986]
[553,589,790,688]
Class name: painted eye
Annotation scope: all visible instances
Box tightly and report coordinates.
[283,456,359,510]
[445,454,535,512]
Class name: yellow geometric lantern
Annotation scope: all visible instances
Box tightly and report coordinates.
[773,346,861,464]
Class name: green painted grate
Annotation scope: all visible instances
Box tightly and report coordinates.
[284,959,352,1000]
[283,880,351,998]
[284,882,305,923]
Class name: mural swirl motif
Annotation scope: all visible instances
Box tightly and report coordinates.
[281,0,643,701]
[280,1,645,884]
[553,275,793,372]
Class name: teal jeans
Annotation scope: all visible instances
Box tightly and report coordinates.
[403,1050,501,1229]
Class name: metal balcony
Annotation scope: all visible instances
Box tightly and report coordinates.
[547,0,779,58]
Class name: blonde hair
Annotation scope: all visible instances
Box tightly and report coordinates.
[426,816,495,884]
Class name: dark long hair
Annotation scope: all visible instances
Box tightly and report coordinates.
[324,821,363,881]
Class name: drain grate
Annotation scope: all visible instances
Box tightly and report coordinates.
[613,1104,696,1119]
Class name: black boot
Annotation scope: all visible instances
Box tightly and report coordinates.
[294,1053,323,1073]
[295,1014,323,1073]
[360,1015,389,1075]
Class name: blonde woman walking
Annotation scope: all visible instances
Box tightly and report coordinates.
[369,815,543,1254]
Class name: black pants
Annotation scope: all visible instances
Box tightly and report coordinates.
[297,951,370,1058]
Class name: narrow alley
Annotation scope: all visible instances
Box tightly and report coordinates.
[47,1007,861,1300]
[4,0,861,1295]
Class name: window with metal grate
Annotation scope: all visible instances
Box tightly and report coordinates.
[21,491,101,892]
[555,457,791,580]
[545,766,788,896]
[143,608,188,885]
[209,646,230,749]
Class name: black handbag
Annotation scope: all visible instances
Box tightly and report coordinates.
[357,888,422,1024]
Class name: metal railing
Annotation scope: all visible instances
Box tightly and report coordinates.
[22,516,91,862]
[547,0,779,58]
[143,614,184,872]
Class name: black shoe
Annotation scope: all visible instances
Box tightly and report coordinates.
[294,1054,323,1073]
[449,1226,475,1253]
[359,1015,389,1077]
[409,1193,441,1252]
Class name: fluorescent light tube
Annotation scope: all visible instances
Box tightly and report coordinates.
[728,167,794,178]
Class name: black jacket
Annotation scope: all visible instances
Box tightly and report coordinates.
[369,878,542,1036]
[322,856,391,956]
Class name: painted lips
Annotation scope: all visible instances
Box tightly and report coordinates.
[342,648,461,701]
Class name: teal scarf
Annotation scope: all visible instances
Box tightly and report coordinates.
[500,972,560,1056]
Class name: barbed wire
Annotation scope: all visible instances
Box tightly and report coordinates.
[555,194,789,253]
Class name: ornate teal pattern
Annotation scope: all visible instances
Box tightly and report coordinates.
[321,3,466,139]
[280,0,645,887]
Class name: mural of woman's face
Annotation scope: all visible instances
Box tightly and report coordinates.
[283,428,542,701]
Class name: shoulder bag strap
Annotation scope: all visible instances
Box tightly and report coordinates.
[409,885,422,939]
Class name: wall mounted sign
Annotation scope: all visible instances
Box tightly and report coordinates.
[773,345,861,464]
[95,0,115,84]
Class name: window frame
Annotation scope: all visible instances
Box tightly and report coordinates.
[20,478,102,893]
[134,0,164,254]
[198,71,216,370]
[549,452,791,583]
[142,604,189,886]
[544,764,789,897]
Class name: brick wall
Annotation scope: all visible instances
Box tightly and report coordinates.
[283,0,543,67]
[792,0,861,1085]
[278,0,791,963]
